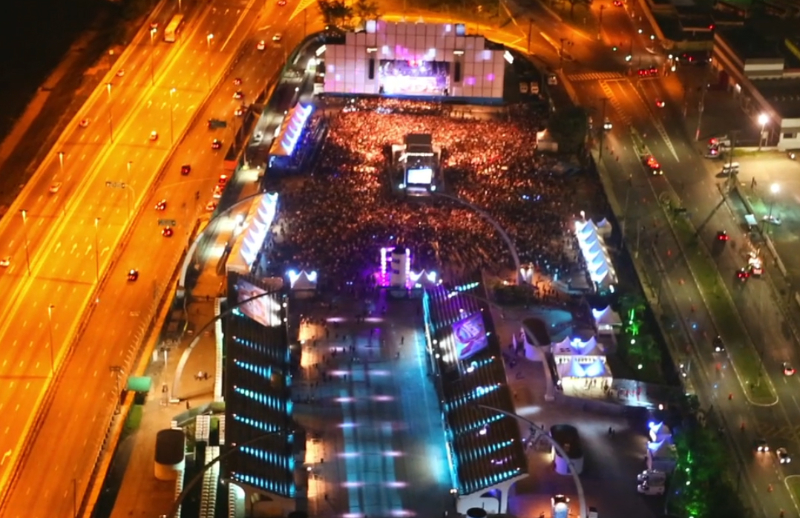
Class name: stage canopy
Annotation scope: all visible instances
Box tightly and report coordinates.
[551,336,605,357]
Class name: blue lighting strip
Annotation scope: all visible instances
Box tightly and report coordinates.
[279,104,313,157]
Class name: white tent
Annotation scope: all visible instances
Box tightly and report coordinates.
[592,306,622,334]
[288,270,318,291]
[595,218,612,238]
[574,219,617,288]
[648,422,672,443]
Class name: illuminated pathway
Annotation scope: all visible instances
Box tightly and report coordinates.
[295,291,451,517]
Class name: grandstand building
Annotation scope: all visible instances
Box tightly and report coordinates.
[322,21,507,101]
[423,282,528,514]
[222,273,299,516]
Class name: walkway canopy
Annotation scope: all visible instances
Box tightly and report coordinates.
[227,193,279,275]
[574,219,618,289]
[268,104,314,158]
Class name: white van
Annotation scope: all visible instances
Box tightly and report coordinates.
[637,482,665,495]
[709,136,731,148]
[637,469,667,485]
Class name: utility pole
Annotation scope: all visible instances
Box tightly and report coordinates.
[109,366,124,414]
[598,97,608,160]
[597,5,606,40]
[527,19,533,53]
[726,130,739,192]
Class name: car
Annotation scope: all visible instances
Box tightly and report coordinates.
[705,146,721,159]
[218,174,229,186]
[155,199,167,211]
[278,0,287,4]
[257,40,266,50]
[127,269,139,281]
[603,117,612,131]
[162,226,174,237]
[637,66,658,77]
[777,448,792,464]
[213,185,224,198]
[253,131,264,143]
[712,335,725,352]
[762,214,782,225]
[783,362,795,376]
[116,69,125,77]
[613,0,622,5]
[0,257,9,268]
[637,482,665,496]
[272,33,282,42]
[233,90,244,100]
[205,201,218,212]
[181,164,191,175]
[150,21,159,30]
[756,438,769,452]
[736,268,750,282]
[716,230,729,241]
[211,139,222,150]
[49,182,62,194]
[233,77,242,85]
[149,130,159,141]
[234,106,245,117]
[644,156,663,175]
[655,99,665,108]
[79,118,90,128]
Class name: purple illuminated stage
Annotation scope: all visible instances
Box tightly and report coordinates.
[380,60,450,96]
[378,246,439,289]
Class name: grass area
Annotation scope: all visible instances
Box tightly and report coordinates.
[671,215,774,402]
[122,404,144,438]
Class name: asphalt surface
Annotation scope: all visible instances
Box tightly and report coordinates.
[0,0,301,513]
[550,1,800,515]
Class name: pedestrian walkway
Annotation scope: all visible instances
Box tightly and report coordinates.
[567,71,624,82]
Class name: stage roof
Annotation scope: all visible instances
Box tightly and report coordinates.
[223,274,296,498]
[424,282,527,496]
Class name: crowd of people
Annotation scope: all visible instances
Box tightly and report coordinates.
[268,98,603,287]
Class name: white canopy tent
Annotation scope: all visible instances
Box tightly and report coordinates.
[574,219,618,289]
[592,305,622,335]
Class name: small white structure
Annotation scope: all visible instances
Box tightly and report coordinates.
[390,248,409,288]
[647,438,678,474]
[592,305,622,335]
[287,269,318,291]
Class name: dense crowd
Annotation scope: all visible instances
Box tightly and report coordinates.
[269,98,599,286]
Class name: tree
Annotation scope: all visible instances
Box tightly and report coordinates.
[353,0,381,22]
[547,106,588,154]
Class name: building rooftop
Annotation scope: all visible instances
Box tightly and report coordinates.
[424,283,527,496]
[751,78,800,118]
[719,25,785,59]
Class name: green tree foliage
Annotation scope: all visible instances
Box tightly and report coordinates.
[671,424,748,518]
[547,106,588,154]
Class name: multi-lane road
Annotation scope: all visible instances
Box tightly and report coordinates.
[554,1,800,515]
[0,0,304,514]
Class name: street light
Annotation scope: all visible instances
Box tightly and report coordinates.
[758,113,769,150]
[206,34,214,90]
[169,87,176,143]
[20,209,31,276]
[47,305,56,375]
[149,27,157,86]
[94,218,101,282]
[106,82,114,142]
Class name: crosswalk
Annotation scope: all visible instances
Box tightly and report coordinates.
[599,80,631,125]
[756,422,800,442]
[567,71,625,82]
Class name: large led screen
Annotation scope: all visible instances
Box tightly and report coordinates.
[380,60,450,96]
[235,279,282,328]
[452,312,489,361]
[407,168,433,185]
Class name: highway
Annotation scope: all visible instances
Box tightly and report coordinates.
[0,0,296,514]
[551,1,800,515]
